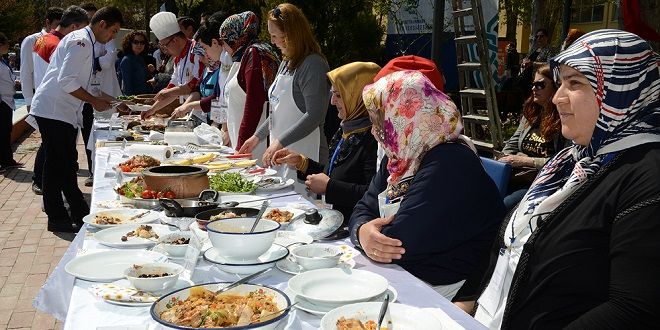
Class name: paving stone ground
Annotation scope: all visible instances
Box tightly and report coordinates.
[0,130,92,329]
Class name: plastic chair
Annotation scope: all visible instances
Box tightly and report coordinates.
[480,157,511,198]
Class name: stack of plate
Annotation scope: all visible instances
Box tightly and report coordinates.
[286,269,397,315]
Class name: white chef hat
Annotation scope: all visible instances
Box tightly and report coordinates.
[150,12,180,40]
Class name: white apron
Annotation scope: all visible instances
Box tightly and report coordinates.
[267,70,320,162]
[225,62,266,157]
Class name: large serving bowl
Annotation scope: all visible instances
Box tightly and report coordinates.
[124,262,184,293]
[142,165,210,199]
[194,207,260,231]
[288,268,389,307]
[151,282,291,330]
[206,218,280,261]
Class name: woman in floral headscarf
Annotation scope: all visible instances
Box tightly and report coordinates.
[454,30,660,329]
[272,62,380,224]
[349,70,505,300]
[219,11,280,152]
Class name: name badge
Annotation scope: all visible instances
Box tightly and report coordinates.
[90,74,101,97]
[477,248,510,316]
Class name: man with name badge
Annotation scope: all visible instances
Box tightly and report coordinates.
[30,7,124,233]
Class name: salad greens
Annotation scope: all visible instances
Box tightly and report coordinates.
[209,173,257,193]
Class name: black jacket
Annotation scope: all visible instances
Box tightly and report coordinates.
[458,143,660,329]
[298,129,377,221]
[348,143,505,285]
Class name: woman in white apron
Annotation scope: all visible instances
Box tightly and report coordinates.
[239,4,329,166]
[217,11,279,156]
[348,70,506,301]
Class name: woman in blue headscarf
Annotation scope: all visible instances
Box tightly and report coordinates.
[453,30,660,329]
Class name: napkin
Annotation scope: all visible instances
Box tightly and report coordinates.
[89,283,158,303]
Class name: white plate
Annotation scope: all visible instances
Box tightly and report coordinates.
[274,230,314,248]
[94,224,179,248]
[65,250,168,282]
[127,104,152,112]
[233,167,278,178]
[83,209,160,229]
[288,268,389,307]
[217,194,266,208]
[100,278,194,307]
[320,302,441,330]
[203,244,289,274]
[277,257,356,275]
[256,177,295,192]
[285,286,398,316]
[263,207,305,229]
[112,166,143,177]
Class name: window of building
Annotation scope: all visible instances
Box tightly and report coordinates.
[571,0,605,23]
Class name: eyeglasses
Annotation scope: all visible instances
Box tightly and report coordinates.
[132,40,146,45]
[531,80,546,90]
[273,7,282,19]
[159,36,175,48]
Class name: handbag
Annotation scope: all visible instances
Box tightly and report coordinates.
[509,166,538,190]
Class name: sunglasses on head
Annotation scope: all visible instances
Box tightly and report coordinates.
[273,7,282,19]
[531,80,546,90]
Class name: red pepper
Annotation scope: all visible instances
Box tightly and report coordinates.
[248,168,266,174]
[227,153,252,159]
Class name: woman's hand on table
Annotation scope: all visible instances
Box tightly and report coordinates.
[498,154,534,168]
[358,215,405,263]
[262,140,284,166]
[272,148,303,168]
[171,103,193,119]
[238,136,259,154]
[305,173,329,194]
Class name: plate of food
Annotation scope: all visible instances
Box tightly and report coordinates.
[90,278,194,307]
[262,207,305,228]
[150,283,291,329]
[321,302,442,330]
[65,250,168,282]
[114,155,161,176]
[115,177,176,209]
[94,224,178,248]
[208,172,257,195]
[256,177,295,192]
[82,208,161,229]
[285,286,398,316]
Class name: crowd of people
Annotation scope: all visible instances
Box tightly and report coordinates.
[0,2,658,328]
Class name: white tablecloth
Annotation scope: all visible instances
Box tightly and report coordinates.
[35,140,485,329]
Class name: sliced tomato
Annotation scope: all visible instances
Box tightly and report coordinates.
[120,165,131,172]
[163,190,176,199]
[141,190,154,199]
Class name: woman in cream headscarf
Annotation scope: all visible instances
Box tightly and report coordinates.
[349,70,505,300]
[273,62,380,222]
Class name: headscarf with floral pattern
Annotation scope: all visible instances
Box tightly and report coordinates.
[362,70,463,186]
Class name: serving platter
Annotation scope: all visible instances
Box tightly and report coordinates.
[82,208,160,229]
[65,250,168,282]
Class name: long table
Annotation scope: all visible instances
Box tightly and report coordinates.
[34,142,485,329]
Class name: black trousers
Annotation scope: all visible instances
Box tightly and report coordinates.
[81,103,94,175]
[32,145,45,187]
[35,116,89,225]
[0,101,14,166]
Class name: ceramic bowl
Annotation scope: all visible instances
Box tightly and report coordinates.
[290,244,342,270]
[124,262,184,293]
[206,217,280,261]
[157,232,191,257]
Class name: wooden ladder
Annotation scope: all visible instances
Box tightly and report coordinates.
[451,0,503,151]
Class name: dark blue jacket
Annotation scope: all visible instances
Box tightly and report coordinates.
[349,143,505,285]
[119,54,152,96]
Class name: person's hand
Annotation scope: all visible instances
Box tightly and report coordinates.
[272,148,303,168]
[262,140,283,166]
[454,301,476,315]
[141,108,157,120]
[358,215,405,263]
[171,103,192,119]
[521,58,531,68]
[499,154,534,168]
[147,64,156,74]
[305,173,330,194]
[154,88,175,101]
[91,99,112,112]
[147,78,156,87]
[222,129,231,147]
[238,136,259,154]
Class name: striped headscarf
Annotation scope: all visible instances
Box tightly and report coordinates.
[508,30,660,244]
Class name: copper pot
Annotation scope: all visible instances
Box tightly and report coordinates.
[142,165,210,198]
